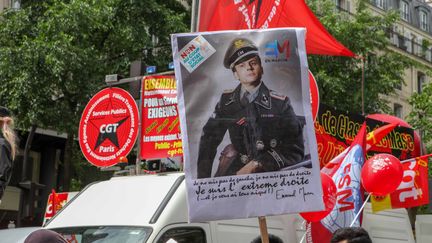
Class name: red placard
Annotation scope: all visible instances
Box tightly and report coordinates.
[79,87,139,167]
[390,156,429,208]
[140,75,182,159]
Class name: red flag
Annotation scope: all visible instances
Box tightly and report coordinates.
[44,191,77,224]
[371,154,431,212]
[321,122,398,176]
[307,123,367,243]
[198,0,355,57]
[51,189,58,215]
[367,113,423,158]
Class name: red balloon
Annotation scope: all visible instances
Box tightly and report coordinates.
[300,172,336,222]
[361,153,403,196]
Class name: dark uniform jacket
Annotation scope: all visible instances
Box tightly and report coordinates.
[0,132,12,200]
[197,83,304,178]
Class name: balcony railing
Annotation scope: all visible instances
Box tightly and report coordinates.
[333,5,432,64]
[387,29,432,63]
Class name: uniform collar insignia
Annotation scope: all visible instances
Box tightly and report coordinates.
[254,85,271,109]
[225,94,235,106]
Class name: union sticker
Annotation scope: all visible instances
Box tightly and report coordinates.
[179,35,215,73]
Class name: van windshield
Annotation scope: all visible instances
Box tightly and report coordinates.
[51,226,152,243]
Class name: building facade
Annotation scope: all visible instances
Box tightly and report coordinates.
[337,0,432,119]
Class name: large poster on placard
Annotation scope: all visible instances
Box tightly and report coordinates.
[172,28,323,222]
[140,75,183,159]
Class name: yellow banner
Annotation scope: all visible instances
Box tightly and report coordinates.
[371,195,392,213]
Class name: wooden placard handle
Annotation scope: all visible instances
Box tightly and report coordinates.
[258,216,269,243]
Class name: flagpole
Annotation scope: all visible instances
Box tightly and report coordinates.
[52,189,57,215]
[349,194,371,227]
[135,76,144,175]
[191,0,199,32]
[361,56,365,115]
[299,221,309,243]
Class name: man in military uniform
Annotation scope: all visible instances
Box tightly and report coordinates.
[197,38,304,179]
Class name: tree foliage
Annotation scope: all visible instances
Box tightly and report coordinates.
[0,0,188,132]
[408,81,432,152]
[307,0,413,114]
[0,0,189,189]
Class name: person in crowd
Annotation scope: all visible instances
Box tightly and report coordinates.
[250,234,284,243]
[24,229,68,243]
[0,106,17,202]
[330,227,372,243]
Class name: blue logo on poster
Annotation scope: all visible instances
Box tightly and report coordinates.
[264,39,290,63]
[146,66,156,74]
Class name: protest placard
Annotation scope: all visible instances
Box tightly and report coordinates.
[140,75,183,159]
[172,28,322,222]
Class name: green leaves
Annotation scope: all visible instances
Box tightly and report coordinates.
[408,83,432,151]
[0,0,189,133]
[307,0,411,114]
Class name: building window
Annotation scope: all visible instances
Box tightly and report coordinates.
[394,103,403,118]
[376,0,385,9]
[420,11,429,31]
[10,0,21,10]
[400,1,409,21]
[418,72,426,93]
[335,0,350,12]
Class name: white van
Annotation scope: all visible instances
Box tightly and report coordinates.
[44,173,415,243]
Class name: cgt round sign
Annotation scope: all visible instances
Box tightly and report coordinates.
[79,87,139,167]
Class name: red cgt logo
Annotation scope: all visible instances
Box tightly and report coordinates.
[79,87,139,167]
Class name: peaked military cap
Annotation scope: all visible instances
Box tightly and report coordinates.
[0,106,11,117]
[224,38,259,69]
